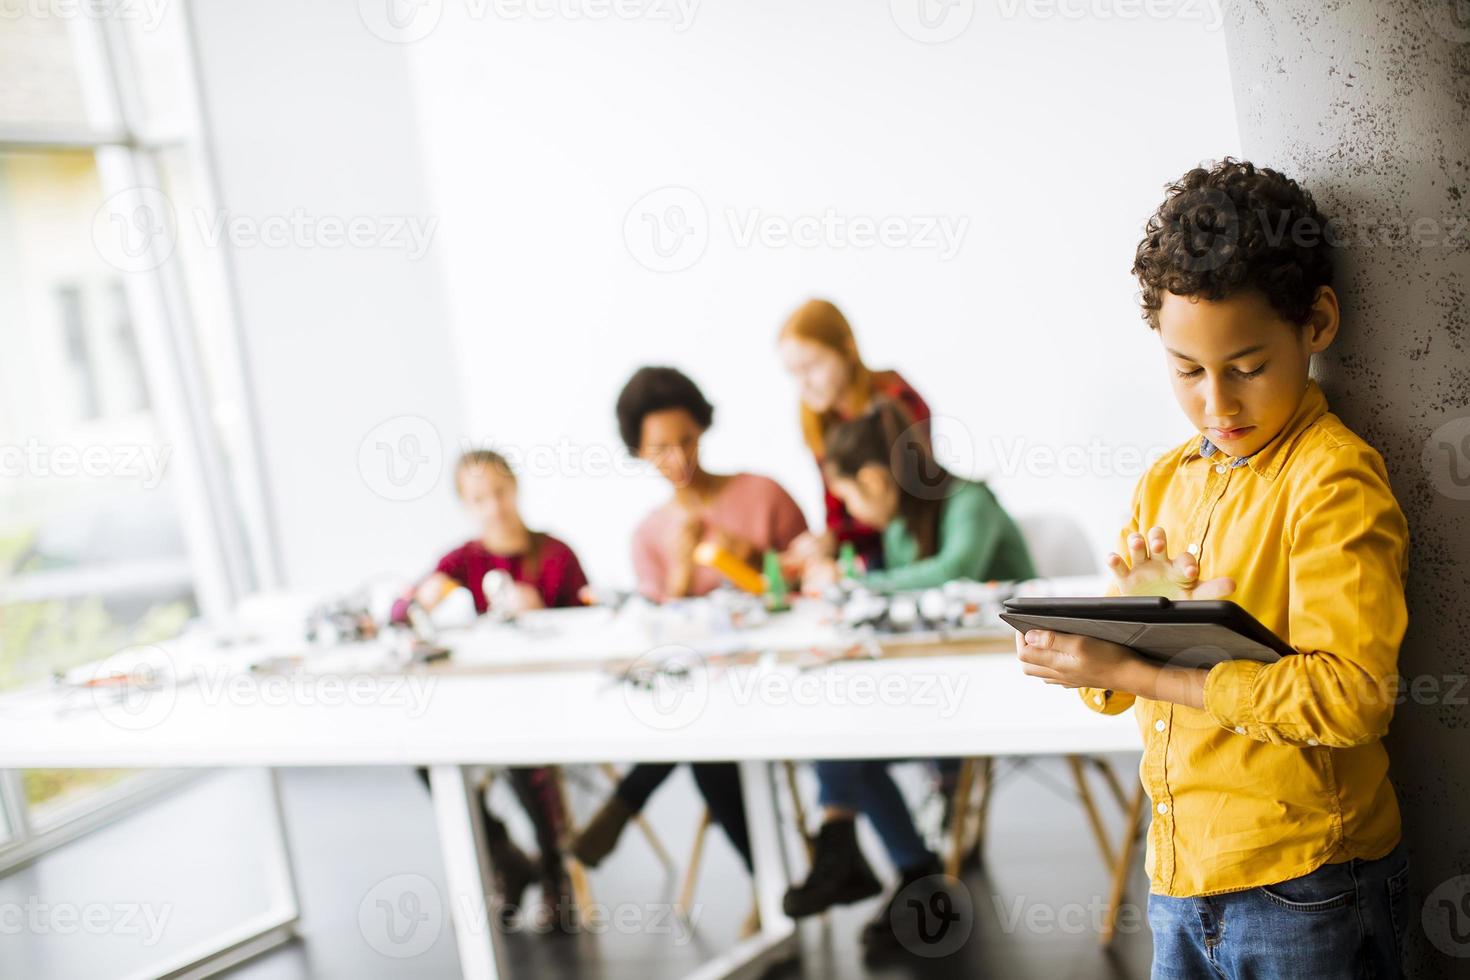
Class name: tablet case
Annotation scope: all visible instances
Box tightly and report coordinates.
[1000,596,1294,669]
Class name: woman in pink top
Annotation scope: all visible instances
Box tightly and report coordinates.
[571,368,807,917]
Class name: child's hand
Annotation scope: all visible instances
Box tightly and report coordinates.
[1015,628,1148,692]
[492,582,545,616]
[801,557,839,596]
[783,530,835,566]
[1106,526,1235,600]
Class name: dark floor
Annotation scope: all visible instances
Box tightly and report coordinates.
[0,756,1153,979]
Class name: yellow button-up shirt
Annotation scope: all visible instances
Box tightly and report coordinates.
[1084,381,1408,897]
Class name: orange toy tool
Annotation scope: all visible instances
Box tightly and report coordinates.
[693,541,768,595]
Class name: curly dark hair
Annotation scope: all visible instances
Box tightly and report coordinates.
[1132,158,1335,329]
[615,366,715,454]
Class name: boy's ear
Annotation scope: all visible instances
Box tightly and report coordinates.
[1304,285,1340,353]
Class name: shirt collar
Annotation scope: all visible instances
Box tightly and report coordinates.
[1179,381,1330,481]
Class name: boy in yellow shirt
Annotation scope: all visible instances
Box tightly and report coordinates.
[1017,159,1410,979]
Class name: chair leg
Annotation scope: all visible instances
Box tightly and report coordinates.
[945,758,977,879]
[1100,780,1147,948]
[552,767,596,910]
[971,756,994,864]
[782,760,816,864]
[1066,754,1116,869]
[678,808,714,919]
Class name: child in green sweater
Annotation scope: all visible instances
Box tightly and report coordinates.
[786,404,1035,958]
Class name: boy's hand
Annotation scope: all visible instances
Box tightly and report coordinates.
[1015,628,1147,691]
[1107,526,1235,600]
[801,557,839,596]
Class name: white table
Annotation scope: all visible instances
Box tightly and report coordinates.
[1,612,1143,979]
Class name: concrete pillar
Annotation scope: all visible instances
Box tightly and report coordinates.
[1223,2,1469,975]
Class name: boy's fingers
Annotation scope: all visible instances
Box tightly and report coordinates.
[1127,533,1149,566]
[1022,629,1054,649]
[1146,526,1168,558]
[1169,552,1200,584]
[1191,576,1237,600]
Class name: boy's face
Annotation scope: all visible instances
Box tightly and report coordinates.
[1156,289,1336,459]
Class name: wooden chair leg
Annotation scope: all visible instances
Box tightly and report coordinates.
[782,760,816,863]
[552,767,595,909]
[944,758,977,879]
[971,756,994,863]
[1100,780,1147,948]
[677,808,714,919]
[1067,755,1116,869]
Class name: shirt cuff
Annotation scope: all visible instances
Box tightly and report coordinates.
[1080,687,1135,715]
[1203,659,1266,732]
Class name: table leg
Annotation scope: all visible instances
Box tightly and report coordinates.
[429,764,503,980]
[683,761,798,980]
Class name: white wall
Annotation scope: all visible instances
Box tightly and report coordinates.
[403,0,1240,587]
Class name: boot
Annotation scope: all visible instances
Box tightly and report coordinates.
[569,795,635,868]
[532,863,577,935]
[781,818,883,918]
[860,853,949,960]
[482,811,537,928]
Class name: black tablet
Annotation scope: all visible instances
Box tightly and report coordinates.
[1000,596,1294,668]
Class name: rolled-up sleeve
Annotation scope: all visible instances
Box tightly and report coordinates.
[1203,446,1408,747]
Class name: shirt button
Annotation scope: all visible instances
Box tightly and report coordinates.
[1307,739,1319,746]
[1157,803,1169,815]
[1215,463,1227,474]
[1186,543,1200,556]
[1155,719,1167,732]
[1094,694,1106,706]
[1235,726,1247,735]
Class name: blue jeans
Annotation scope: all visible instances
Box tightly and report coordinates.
[1148,840,1410,979]
[814,759,933,872]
